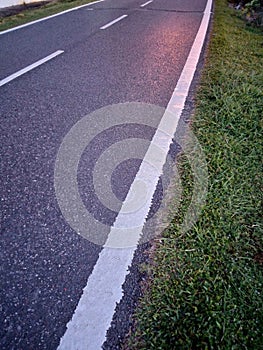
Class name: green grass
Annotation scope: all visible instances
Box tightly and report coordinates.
[127,0,263,349]
[0,0,95,32]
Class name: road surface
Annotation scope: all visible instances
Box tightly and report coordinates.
[0,0,212,348]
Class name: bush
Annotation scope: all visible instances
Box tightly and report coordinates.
[229,0,263,27]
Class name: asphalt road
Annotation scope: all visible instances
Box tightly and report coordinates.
[0,0,210,348]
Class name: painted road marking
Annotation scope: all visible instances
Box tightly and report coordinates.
[100,15,128,30]
[57,0,213,349]
[0,50,64,87]
[0,0,104,35]
[140,0,153,7]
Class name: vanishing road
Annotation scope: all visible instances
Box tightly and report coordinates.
[0,0,212,349]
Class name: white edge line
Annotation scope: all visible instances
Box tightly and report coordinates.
[57,0,213,349]
[0,50,64,87]
[100,14,128,30]
[0,0,104,35]
[140,0,153,8]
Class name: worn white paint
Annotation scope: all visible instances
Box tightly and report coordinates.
[140,0,153,8]
[100,14,128,30]
[0,50,64,87]
[0,0,49,9]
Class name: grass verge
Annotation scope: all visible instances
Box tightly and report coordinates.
[0,0,95,32]
[126,0,263,348]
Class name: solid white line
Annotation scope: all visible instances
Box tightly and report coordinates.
[57,0,213,349]
[0,0,104,35]
[140,0,153,8]
[100,15,128,30]
[0,50,64,87]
